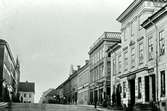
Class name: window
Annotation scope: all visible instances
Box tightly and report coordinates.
[131,18,137,36]
[123,82,126,98]
[161,70,165,97]
[99,50,101,60]
[138,77,142,99]
[139,42,144,64]
[29,94,31,98]
[124,25,130,41]
[90,70,93,82]
[99,65,102,78]
[101,64,104,76]
[118,55,121,73]
[123,29,126,41]
[113,58,116,75]
[124,50,128,71]
[159,30,165,56]
[148,35,154,60]
[107,61,111,76]
[131,46,135,68]
[24,93,26,98]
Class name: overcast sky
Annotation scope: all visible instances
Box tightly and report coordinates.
[0,0,133,102]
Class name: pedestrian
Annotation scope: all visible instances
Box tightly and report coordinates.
[94,96,97,108]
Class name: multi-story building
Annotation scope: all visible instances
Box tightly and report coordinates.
[77,60,89,105]
[0,39,20,102]
[88,32,121,105]
[63,78,71,104]
[18,81,35,103]
[115,0,166,107]
[107,43,122,105]
[141,4,167,110]
[14,57,21,102]
[70,69,78,104]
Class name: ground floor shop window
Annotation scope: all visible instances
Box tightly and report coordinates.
[161,70,165,97]
[138,77,142,99]
[90,91,93,104]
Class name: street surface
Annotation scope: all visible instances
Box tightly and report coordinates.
[1,103,110,111]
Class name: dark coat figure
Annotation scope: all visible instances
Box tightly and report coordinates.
[112,92,116,105]
[116,84,121,105]
[94,95,97,108]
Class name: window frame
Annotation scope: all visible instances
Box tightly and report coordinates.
[138,41,144,65]
[124,49,128,71]
[131,46,135,68]
[159,30,165,56]
[138,77,142,99]
[148,35,154,61]
[161,70,165,97]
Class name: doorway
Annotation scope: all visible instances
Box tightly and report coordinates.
[129,79,135,106]
[145,76,150,102]
[151,75,156,101]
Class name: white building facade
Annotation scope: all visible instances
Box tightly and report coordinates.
[142,4,167,110]
[88,32,121,105]
[19,91,34,103]
[114,0,166,107]
[77,60,89,105]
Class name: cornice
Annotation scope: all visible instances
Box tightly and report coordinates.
[117,0,143,22]
[88,38,121,55]
[119,67,148,79]
[142,4,167,29]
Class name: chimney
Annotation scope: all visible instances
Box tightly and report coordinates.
[77,65,81,70]
[85,60,89,64]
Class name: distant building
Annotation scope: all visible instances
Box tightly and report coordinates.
[70,70,78,104]
[39,88,54,103]
[107,43,121,105]
[0,39,20,102]
[77,60,89,105]
[88,32,121,105]
[18,81,35,103]
[62,78,71,104]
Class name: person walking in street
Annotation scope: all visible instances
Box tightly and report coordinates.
[94,95,97,108]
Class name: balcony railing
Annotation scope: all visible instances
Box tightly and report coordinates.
[89,32,121,50]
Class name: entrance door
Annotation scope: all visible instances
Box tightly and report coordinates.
[145,76,150,102]
[94,90,98,104]
[151,75,156,101]
[129,79,135,106]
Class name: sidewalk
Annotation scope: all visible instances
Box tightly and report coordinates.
[0,102,8,109]
[78,104,111,111]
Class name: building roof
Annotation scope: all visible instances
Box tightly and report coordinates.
[18,81,35,93]
[116,0,167,22]
[88,32,121,55]
[141,4,167,29]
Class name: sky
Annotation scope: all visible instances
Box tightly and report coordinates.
[0,0,133,102]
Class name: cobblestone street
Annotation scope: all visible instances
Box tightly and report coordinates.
[1,103,111,111]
